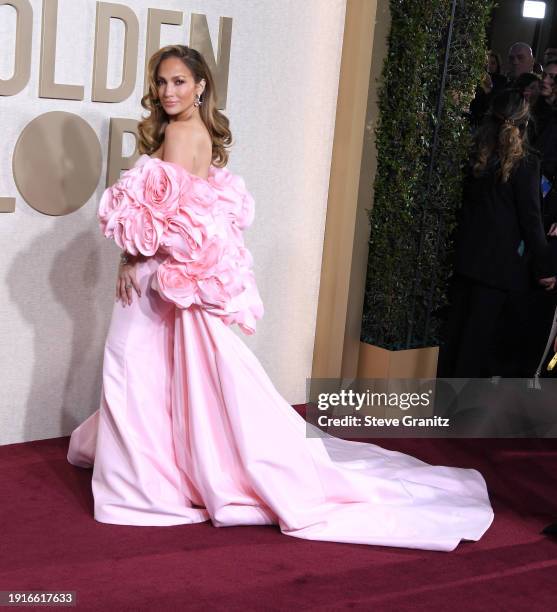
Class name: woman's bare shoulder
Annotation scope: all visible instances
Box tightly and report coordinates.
[165,120,210,145]
[163,121,212,174]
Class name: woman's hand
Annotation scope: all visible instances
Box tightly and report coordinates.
[547,223,557,237]
[539,276,557,291]
[116,254,142,306]
[480,71,493,94]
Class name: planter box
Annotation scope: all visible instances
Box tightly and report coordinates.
[357,342,439,379]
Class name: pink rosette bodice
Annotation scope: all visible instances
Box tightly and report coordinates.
[97,155,263,335]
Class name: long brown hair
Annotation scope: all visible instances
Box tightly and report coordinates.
[138,45,232,167]
[488,50,501,75]
[471,89,530,182]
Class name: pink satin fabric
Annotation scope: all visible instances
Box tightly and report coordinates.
[68,252,494,551]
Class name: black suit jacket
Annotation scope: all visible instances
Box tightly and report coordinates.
[532,104,557,228]
[454,154,555,291]
[468,74,508,127]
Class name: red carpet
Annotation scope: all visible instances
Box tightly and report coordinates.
[2,405,557,610]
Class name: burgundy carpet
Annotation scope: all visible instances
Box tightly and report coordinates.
[2,405,557,611]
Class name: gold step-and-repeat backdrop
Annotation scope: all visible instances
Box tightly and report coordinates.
[0,0,347,444]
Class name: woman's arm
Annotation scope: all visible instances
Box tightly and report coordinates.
[114,122,202,306]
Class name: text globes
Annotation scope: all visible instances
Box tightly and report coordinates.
[0,0,232,215]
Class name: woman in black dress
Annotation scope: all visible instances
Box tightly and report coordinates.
[438,90,556,378]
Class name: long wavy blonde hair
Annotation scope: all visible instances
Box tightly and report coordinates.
[138,45,232,167]
[472,89,530,183]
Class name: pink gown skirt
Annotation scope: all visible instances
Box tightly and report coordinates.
[67,255,494,551]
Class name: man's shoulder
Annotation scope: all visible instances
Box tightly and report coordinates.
[491,73,508,90]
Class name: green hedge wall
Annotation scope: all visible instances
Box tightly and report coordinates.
[361,0,494,350]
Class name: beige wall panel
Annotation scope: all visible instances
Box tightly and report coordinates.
[312,0,390,388]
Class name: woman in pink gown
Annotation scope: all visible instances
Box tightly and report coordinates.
[67,45,494,551]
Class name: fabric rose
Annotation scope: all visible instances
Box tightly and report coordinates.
[141,159,183,218]
[176,237,222,274]
[210,166,245,193]
[152,259,199,308]
[196,275,232,309]
[180,178,218,217]
[235,191,255,229]
[98,184,137,235]
[209,167,255,230]
[160,210,207,261]
[207,275,264,336]
[198,251,246,304]
[113,207,165,256]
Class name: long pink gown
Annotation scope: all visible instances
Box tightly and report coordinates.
[67,155,494,551]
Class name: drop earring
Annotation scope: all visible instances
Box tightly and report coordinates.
[194,93,202,108]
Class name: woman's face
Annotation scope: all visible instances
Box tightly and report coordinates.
[155,57,204,118]
[487,54,498,74]
[524,81,540,103]
[541,64,557,100]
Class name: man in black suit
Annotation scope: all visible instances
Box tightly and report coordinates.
[507,42,535,83]
[519,62,557,377]
[469,42,534,127]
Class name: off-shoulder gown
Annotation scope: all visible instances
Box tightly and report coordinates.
[67,155,494,551]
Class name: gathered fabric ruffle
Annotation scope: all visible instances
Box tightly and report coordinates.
[97,155,263,335]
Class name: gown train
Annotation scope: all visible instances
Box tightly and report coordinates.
[68,255,494,551]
